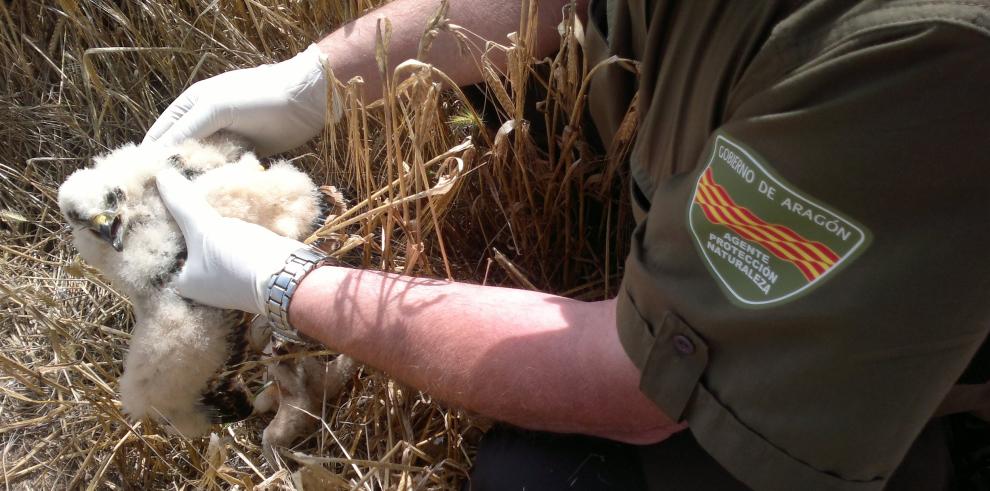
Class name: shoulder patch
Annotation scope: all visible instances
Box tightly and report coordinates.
[687,133,871,308]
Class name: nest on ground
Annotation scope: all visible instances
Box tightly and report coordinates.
[0,0,635,489]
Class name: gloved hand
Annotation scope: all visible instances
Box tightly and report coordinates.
[144,44,341,157]
[155,168,303,314]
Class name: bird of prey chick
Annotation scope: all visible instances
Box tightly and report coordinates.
[57,134,335,437]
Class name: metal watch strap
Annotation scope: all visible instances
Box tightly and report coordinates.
[265,247,328,344]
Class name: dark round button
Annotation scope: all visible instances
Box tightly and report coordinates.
[672,334,695,355]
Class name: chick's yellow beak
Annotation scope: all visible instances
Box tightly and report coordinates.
[89,212,124,252]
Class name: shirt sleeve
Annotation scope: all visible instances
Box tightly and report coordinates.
[617,16,990,491]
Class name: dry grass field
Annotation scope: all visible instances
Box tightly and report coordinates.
[0,0,636,489]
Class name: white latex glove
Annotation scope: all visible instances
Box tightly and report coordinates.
[144,44,341,157]
[155,168,303,314]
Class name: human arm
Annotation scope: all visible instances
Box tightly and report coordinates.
[144,0,584,153]
[290,266,684,444]
[154,169,683,444]
[316,0,585,101]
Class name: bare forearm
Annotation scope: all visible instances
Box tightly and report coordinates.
[290,266,684,443]
[317,0,585,100]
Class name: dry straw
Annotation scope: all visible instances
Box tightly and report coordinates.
[0,0,636,488]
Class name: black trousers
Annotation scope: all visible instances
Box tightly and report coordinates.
[466,420,953,490]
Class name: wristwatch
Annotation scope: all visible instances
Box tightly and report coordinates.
[264,247,330,344]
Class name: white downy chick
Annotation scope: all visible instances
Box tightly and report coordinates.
[58,134,322,436]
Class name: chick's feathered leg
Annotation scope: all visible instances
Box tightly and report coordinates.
[261,344,357,466]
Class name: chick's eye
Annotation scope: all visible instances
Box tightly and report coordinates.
[105,188,124,207]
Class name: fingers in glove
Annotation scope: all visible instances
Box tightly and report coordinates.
[155,169,221,240]
[143,85,200,144]
[152,102,231,148]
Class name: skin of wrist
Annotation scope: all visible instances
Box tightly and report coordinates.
[286,265,349,349]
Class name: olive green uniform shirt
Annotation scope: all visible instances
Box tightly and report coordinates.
[585,0,990,489]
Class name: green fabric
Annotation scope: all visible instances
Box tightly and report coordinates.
[587,0,990,489]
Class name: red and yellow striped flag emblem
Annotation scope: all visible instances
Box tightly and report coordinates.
[693,168,840,281]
